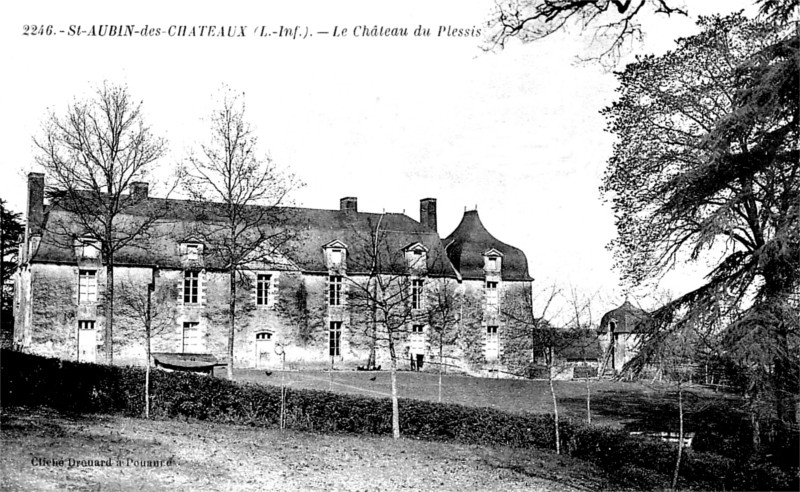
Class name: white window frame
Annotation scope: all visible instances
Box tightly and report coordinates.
[411,279,424,310]
[182,321,201,353]
[485,280,499,308]
[329,275,343,306]
[329,321,342,357]
[184,271,199,304]
[256,274,272,306]
[78,270,97,303]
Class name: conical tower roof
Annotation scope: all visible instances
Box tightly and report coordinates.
[599,300,650,334]
[443,210,532,281]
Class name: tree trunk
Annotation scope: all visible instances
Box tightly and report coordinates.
[145,282,152,419]
[438,334,443,403]
[749,394,762,453]
[389,335,400,439]
[227,267,236,380]
[547,354,560,454]
[586,375,592,424]
[105,254,115,364]
[672,386,684,492]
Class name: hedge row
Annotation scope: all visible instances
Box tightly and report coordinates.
[1,349,795,491]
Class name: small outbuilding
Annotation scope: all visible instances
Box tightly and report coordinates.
[597,300,650,374]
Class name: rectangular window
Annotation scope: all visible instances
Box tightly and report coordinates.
[329,321,342,357]
[182,322,201,353]
[330,249,342,264]
[78,320,96,330]
[486,281,499,308]
[487,325,499,335]
[256,274,272,306]
[184,271,199,304]
[78,270,97,303]
[411,279,424,309]
[412,324,424,333]
[329,275,342,306]
[489,257,497,269]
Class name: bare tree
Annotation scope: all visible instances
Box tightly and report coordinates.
[565,285,599,424]
[34,83,168,364]
[485,0,688,62]
[347,215,426,439]
[504,282,566,452]
[116,270,177,418]
[424,275,461,402]
[183,87,301,380]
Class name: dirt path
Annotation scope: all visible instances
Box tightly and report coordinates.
[1,407,607,492]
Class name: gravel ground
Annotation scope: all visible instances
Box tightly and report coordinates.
[1,407,609,492]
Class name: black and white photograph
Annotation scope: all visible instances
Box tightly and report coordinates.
[1,1,797,490]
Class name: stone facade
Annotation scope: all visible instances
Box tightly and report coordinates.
[14,174,535,373]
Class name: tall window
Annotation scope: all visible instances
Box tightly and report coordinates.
[329,321,342,357]
[486,325,499,360]
[78,270,97,303]
[330,249,342,264]
[184,271,199,304]
[256,274,272,306]
[329,275,343,306]
[411,279,424,309]
[182,321,201,353]
[486,281,499,309]
[488,257,497,270]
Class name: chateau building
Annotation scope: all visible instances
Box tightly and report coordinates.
[13,173,534,372]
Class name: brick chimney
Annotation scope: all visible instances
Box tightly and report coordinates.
[420,198,437,232]
[26,172,45,236]
[130,182,149,199]
[340,197,357,213]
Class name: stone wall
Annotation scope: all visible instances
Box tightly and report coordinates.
[16,263,534,372]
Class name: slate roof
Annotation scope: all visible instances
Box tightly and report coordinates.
[30,195,456,277]
[443,210,533,281]
[598,300,650,334]
[557,329,603,360]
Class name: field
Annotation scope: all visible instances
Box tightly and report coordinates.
[231,368,741,435]
[0,406,613,492]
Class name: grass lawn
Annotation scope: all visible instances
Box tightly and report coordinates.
[232,368,744,435]
[1,406,616,492]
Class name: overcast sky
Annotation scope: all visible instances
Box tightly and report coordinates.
[1,0,753,322]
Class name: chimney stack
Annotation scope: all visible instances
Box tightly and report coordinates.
[420,198,437,232]
[340,197,357,213]
[26,172,45,236]
[130,182,149,199]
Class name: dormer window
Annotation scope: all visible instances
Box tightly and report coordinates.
[483,248,503,273]
[404,242,428,271]
[78,237,100,259]
[187,244,200,260]
[181,241,204,262]
[323,240,348,271]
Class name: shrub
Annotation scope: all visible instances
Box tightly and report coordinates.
[2,349,796,491]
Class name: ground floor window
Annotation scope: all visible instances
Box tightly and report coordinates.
[329,321,342,357]
[182,321,202,353]
[485,325,499,360]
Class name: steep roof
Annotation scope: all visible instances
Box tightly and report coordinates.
[30,195,455,277]
[599,300,650,334]
[443,210,532,281]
